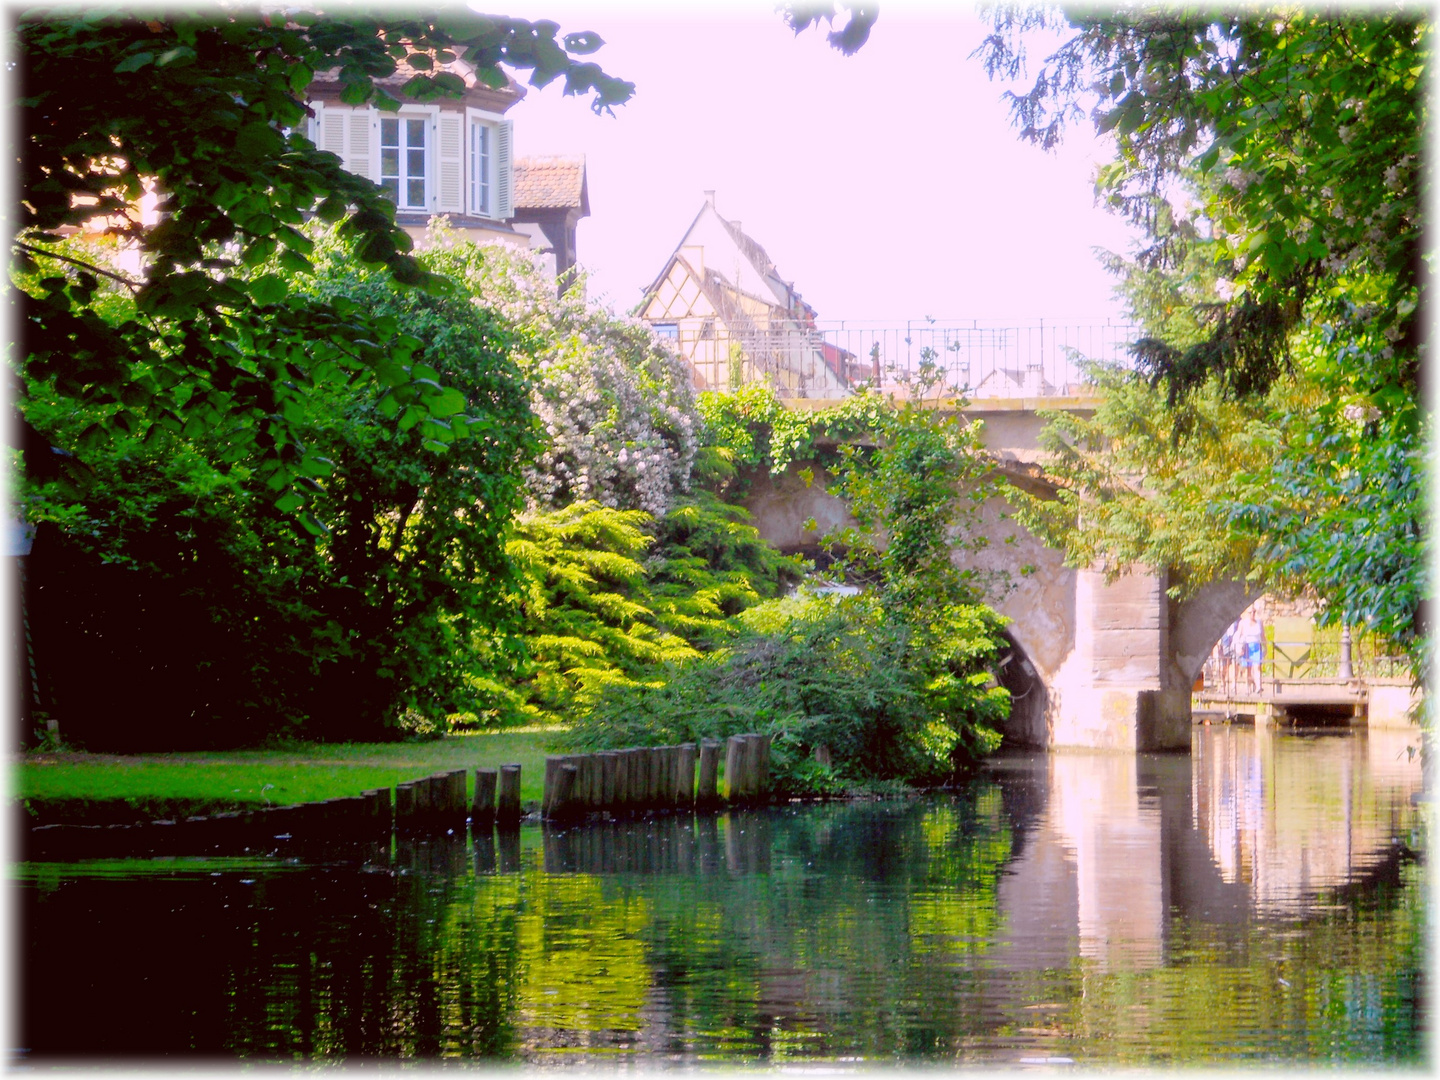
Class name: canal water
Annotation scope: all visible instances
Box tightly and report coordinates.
[16,725,1428,1065]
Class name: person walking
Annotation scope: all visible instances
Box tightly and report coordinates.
[1237,610,1266,693]
[1219,621,1239,695]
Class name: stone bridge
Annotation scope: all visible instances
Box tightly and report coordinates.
[742,395,1259,753]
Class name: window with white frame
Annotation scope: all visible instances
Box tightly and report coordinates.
[311,102,511,220]
[380,115,428,210]
[470,120,491,217]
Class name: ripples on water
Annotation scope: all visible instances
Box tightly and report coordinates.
[17,725,1427,1065]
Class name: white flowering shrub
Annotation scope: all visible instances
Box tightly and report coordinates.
[423,223,699,518]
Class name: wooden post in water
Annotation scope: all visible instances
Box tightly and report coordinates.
[577,755,599,815]
[542,756,563,817]
[619,748,636,811]
[599,751,618,811]
[655,746,672,807]
[629,748,648,812]
[677,742,696,807]
[473,768,497,826]
[612,749,629,812]
[408,777,430,828]
[756,733,772,796]
[742,735,768,800]
[497,764,522,824]
[551,763,578,821]
[697,739,721,806]
[446,770,468,829]
[656,748,671,806]
[724,735,747,802]
[394,781,416,830]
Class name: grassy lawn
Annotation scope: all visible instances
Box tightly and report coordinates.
[14,729,565,825]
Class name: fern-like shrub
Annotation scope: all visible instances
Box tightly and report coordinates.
[461,497,806,728]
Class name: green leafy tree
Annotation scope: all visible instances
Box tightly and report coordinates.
[978,7,1429,677]
[979,8,1423,399]
[13,8,632,527]
[16,229,541,744]
[281,233,541,735]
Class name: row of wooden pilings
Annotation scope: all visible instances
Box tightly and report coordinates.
[24,734,773,860]
[541,734,772,822]
[393,762,524,832]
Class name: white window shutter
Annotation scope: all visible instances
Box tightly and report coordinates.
[345,109,374,181]
[495,119,513,220]
[321,105,347,159]
[436,112,464,213]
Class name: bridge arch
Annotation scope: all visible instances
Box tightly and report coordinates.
[995,631,1047,748]
[735,396,1281,752]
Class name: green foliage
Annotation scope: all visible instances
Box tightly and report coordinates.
[980,10,1429,679]
[696,383,889,493]
[1009,362,1282,598]
[14,8,632,523]
[646,490,808,648]
[979,10,1423,399]
[18,229,540,745]
[486,494,807,728]
[500,502,699,725]
[567,592,1009,794]
[424,231,700,518]
[826,361,1006,612]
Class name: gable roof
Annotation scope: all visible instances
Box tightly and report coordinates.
[514,156,589,214]
[642,196,817,323]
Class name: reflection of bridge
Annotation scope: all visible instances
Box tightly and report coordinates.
[744,393,1423,752]
[988,726,1423,976]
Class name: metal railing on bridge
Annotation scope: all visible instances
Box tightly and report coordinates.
[760,319,1141,400]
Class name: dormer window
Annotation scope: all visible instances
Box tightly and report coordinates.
[380,116,428,210]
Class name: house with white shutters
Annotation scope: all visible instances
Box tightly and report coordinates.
[638,193,860,397]
[306,57,529,248]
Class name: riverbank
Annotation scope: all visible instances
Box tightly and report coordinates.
[14,729,560,827]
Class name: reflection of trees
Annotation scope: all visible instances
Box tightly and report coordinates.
[19,766,1425,1064]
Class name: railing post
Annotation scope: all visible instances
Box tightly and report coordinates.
[1338,626,1353,681]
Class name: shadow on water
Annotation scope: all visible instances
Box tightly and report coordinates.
[17,726,1427,1066]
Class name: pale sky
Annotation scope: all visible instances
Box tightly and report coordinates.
[499,2,1143,324]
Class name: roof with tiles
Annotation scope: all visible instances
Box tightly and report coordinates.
[309,52,525,112]
[514,156,589,213]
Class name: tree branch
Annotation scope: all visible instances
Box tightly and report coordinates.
[14,240,144,291]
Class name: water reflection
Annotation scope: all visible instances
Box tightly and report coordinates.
[1192,725,1422,912]
[18,728,1425,1065]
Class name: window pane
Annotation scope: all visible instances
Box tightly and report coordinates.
[406,118,425,145]
[381,178,399,202]
[380,118,398,146]
[407,178,425,206]
[407,147,425,177]
[381,148,399,178]
[472,122,489,213]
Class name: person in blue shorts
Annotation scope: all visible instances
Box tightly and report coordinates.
[1237,610,1266,693]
